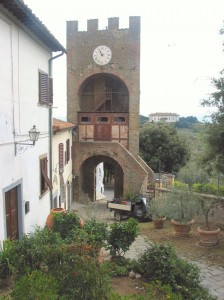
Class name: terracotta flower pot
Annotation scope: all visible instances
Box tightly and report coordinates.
[46,208,65,229]
[153,217,166,229]
[171,219,194,237]
[197,226,220,246]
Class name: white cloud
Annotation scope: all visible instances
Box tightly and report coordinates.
[25,0,224,120]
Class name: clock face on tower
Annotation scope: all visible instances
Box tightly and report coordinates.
[93,45,112,65]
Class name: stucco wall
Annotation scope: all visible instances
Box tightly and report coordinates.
[52,130,73,209]
[0,11,52,244]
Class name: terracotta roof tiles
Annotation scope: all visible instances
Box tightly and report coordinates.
[53,118,76,133]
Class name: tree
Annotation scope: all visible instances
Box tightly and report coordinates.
[200,69,224,174]
[139,114,148,127]
[175,116,199,128]
[139,123,190,173]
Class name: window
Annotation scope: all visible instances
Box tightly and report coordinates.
[114,116,125,123]
[40,156,52,195]
[105,88,112,100]
[81,116,91,123]
[39,70,53,105]
[59,143,64,172]
[97,117,108,123]
[66,139,70,163]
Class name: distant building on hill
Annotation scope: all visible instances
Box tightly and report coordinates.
[148,112,180,123]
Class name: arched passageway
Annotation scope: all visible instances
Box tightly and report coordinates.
[80,155,123,202]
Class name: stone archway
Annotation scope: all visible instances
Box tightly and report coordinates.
[80,155,123,202]
[79,73,129,113]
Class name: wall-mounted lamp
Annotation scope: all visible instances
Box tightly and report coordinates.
[15,125,40,155]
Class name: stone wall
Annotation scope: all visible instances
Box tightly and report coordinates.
[67,16,140,156]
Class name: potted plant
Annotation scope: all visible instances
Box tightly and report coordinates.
[148,197,166,229]
[196,195,222,246]
[158,186,199,237]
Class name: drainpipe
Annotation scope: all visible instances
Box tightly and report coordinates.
[48,51,66,208]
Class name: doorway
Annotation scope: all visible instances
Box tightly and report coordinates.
[80,155,123,202]
[5,186,19,240]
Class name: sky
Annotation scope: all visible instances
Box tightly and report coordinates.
[24,0,224,121]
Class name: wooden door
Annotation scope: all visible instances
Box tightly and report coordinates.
[5,187,19,240]
[95,124,111,141]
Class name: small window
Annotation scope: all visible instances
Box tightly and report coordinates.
[59,143,64,172]
[40,156,53,195]
[39,70,53,105]
[97,117,108,123]
[81,116,91,123]
[114,117,125,123]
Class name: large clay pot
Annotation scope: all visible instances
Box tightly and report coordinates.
[197,226,220,246]
[153,217,166,229]
[171,219,194,237]
[46,208,65,229]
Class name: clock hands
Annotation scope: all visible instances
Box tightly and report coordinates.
[93,45,111,65]
[99,49,104,56]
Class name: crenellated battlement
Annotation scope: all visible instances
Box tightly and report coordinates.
[67,16,140,32]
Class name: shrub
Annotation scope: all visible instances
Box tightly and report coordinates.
[56,255,112,300]
[11,270,59,300]
[134,244,216,300]
[83,219,108,250]
[8,227,64,278]
[0,240,15,280]
[157,186,200,223]
[52,210,81,239]
[106,218,139,257]
[103,257,132,277]
[108,281,183,299]
[4,226,113,300]
[193,182,224,197]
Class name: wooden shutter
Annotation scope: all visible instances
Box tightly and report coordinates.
[41,167,53,190]
[59,143,64,173]
[39,71,53,105]
[66,139,70,163]
[40,157,53,193]
[49,77,53,104]
[40,157,48,193]
[39,72,48,103]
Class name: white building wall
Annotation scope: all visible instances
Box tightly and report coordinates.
[96,163,105,200]
[149,113,179,123]
[52,130,73,210]
[0,12,52,244]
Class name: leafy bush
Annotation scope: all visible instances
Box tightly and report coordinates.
[103,257,132,277]
[158,186,200,223]
[108,280,183,299]
[106,218,139,257]
[83,219,108,250]
[54,255,111,300]
[134,244,216,300]
[4,226,113,300]
[8,227,64,278]
[52,210,82,239]
[11,270,59,300]
[0,240,15,280]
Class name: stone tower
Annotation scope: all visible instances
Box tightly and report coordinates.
[67,17,153,202]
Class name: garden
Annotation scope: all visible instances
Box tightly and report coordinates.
[0,201,221,300]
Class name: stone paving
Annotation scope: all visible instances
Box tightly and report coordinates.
[71,193,224,300]
[125,236,224,300]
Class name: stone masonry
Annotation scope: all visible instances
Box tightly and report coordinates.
[67,17,152,201]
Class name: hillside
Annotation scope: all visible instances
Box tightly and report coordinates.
[176,123,210,185]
